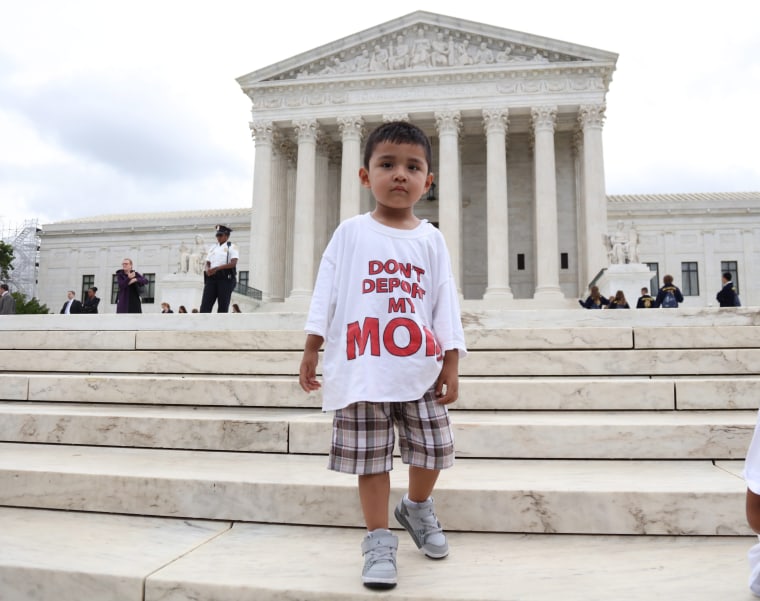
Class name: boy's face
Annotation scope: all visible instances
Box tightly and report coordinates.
[359,141,433,214]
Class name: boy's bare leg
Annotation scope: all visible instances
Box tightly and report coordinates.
[408,465,440,502]
[359,473,391,530]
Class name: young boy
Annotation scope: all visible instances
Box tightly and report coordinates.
[299,121,467,589]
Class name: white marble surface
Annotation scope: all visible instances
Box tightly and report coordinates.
[1,306,758,332]
[676,377,760,410]
[0,507,228,601]
[136,329,305,350]
[287,410,755,459]
[146,523,757,601]
[0,374,28,400]
[464,326,632,349]
[461,348,760,377]
[457,377,674,410]
[0,329,136,350]
[0,403,306,451]
[635,325,760,349]
[27,374,314,407]
[0,349,302,375]
[0,443,748,535]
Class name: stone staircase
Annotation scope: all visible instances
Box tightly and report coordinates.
[0,309,759,600]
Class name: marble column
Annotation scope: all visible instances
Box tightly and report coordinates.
[314,135,331,261]
[338,116,364,222]
[249,120,274,300]
[435,110,462,291]
[531,106,563,298]
[270,139,295,302]
[482,108,513,300]
[289,119,319,299]
[579,104,609,288]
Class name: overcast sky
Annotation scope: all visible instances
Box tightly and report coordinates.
[1,0,758,230]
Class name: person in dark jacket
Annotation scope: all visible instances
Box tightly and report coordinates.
[654,275,684,308]
[82,287,100,314]
[580,285,609,309]
[60,290,82,314]
[716,272,741,307]
[607,290,630,309]
[636,287,656,309]
[116,258,148,314]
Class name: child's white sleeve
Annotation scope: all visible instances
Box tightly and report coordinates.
[304,253,336,338]
[744,410,760,495]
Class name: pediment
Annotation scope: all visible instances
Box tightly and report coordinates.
[237,11,618,87]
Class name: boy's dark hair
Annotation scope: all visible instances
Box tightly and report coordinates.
[723,271,733,281]
[363,121,432,171]
[663,274,674,285]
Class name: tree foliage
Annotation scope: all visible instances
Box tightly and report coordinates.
[0,240,13,280]
[11,292,50,314]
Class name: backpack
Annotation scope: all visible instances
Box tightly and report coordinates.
[661,289,677,308]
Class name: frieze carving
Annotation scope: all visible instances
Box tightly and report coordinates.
[270,25,583,82]
[383,113,409,123]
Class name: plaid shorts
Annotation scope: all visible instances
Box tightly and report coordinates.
[328,388,455,475]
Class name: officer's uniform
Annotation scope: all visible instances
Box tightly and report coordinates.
[200,225,240,313]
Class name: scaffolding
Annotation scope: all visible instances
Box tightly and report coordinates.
[0,219,41,299]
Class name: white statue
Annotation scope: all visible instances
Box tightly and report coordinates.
[178,242,190,273]
[190,235,206,275]
[603,221,639,265]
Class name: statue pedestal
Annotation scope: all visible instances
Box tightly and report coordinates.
[598,264,655,308]
[157,273,204,313]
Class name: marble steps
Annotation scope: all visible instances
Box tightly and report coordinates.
[2,372,760,410]
[0,506,752,601]
[0,402,755,460]
[0,442,749,535]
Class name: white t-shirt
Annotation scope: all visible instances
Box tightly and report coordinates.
[305,213,467,411]
[744,410,760,595]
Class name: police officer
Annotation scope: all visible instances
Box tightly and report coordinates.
[199,224,239,313]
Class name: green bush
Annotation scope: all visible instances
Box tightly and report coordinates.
[11,292,50,314]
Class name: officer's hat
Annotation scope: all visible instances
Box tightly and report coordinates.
[215,224,232,236]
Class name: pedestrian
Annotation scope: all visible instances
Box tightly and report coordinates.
[178,305,188,314]
[60,290,82,314]
[580,285,609,309]
[0,283,15,314]
[116,258,148,314]
[160,302,174,313]
[636,287,655,309]
[299,121,467,590]
[607,290,630,309]
[654,275,684,308]
[199,224,239,313]
[716,271,741,307]
[82,287,100,314]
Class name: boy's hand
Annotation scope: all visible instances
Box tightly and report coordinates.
[434,349,460,405]
[299,335,324,393]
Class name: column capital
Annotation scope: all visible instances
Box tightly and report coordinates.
[531,105,557,132]
[250,120,274,144]
[338,116,365,140]
[482,108,509,135]
[578,104,607,130]
[435,110,461,135]
[293,119,320,143]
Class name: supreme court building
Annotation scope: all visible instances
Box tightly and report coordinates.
[237,11,616,306]
[32,11,760,312]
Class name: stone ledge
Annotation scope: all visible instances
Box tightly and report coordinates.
[0,443,748,535]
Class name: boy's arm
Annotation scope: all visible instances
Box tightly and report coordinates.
[434,349,460,405]
[299,334,324,393]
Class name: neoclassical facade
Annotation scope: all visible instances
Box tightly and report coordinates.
[30,12,759,312]
[236,11,618,306]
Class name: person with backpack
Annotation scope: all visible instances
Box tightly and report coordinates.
[654,274,684,308]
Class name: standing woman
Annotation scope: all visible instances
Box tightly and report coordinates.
[116,259,148,314]
[82,287,100,313]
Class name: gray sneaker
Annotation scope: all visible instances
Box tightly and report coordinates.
[361,529,398,589]
[394,495,449,559]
